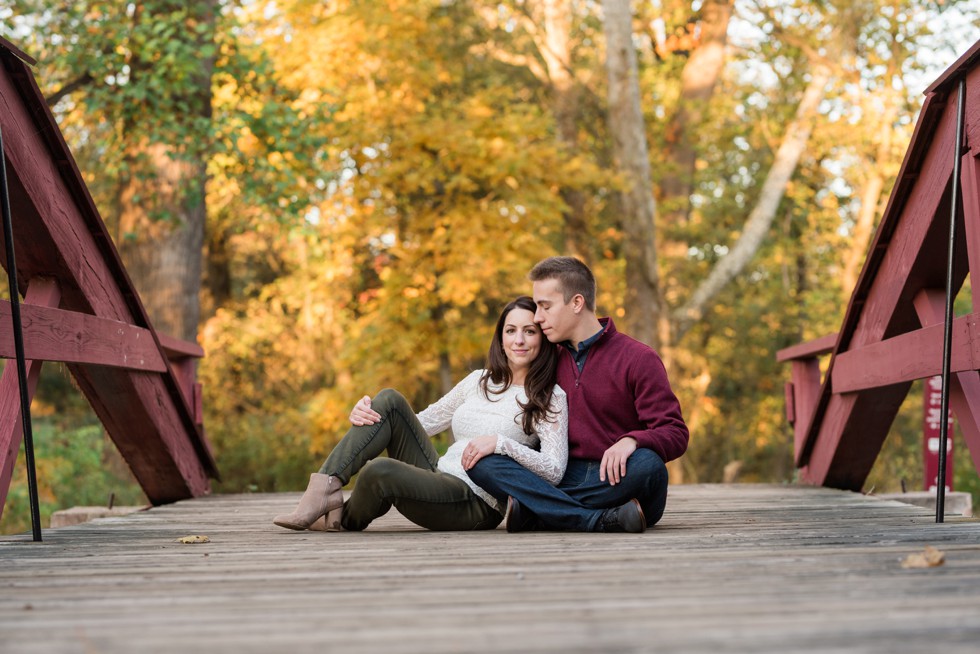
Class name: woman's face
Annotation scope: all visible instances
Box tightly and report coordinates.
[501,308,542,374]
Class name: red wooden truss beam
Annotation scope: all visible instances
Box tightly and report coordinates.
[0,297,169,372]
[776,333,837,466]
[0,39,216,519]
[832,311,980,393]
[777,41,980,491]
[0,279,60,510]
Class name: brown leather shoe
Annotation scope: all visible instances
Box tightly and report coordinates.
[505,496,538,533]
[596,499,646,533]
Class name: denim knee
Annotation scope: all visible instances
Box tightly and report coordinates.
[627,449,669,525]
[629,449,669,496]
[467,455,508,489]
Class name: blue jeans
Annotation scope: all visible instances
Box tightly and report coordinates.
[467,448,669,531]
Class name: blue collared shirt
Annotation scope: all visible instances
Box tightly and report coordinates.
[562,326,605,373]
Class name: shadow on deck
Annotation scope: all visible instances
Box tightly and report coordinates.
[2,484,979,653]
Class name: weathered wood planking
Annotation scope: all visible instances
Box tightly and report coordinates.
[2,485,979,653]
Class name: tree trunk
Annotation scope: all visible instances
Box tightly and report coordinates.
[660,0,733,228]
[204,220,232,318]
[602,0,662,349]
[118,144,207,341]
[116,2,215,342]
[671,60,833,341]
[540,0,590,261]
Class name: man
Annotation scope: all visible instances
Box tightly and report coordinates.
[467,256,689,533]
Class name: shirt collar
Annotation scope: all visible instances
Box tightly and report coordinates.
[562,323,606,354]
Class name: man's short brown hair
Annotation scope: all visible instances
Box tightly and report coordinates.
[529,256,597,311]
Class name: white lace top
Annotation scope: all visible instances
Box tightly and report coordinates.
[417,370,568,513]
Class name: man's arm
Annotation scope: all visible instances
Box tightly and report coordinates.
[621,348,689,462]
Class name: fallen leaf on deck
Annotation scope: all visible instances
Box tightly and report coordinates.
[177,535,210,544]
[900,545,944,569]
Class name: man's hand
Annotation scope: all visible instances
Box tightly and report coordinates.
[462,435,498,470]
[349,395,382,426]
[600,437,637,485]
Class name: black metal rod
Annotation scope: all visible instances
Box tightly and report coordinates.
[937,77,967,524]
[0,124,42,541]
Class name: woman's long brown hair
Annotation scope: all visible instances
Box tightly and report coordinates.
[480,296,560,434]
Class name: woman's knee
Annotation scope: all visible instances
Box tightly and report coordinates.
[358,457,401,488]
[372,388,412,415]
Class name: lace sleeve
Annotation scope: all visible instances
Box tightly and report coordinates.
[416,370,481,437]
[496,390,568,484]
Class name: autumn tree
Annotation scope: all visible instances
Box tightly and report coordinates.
[8,1,218,339]
[4,0,978,507]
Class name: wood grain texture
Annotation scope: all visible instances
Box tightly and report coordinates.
[2,485,979,653]
[0,44,217,501]
[0,300,167,371]
[795,60,980,488]
[0,279,60,517]
[831,312,980,393]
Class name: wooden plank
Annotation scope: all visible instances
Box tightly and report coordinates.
[776,333,838,362]
[790,358,821,465]
[0,49,217,495]
[923,38,980,95]
[158,332,204,360]
[0,36,35,66]
[2,486,980,653]
[0,300,167,371]
[962,154,980,314]
[801,384,912,490]
[798,66,971,486]
[0,279,60,517]
[831,311,980,393]
[913,289,980,478]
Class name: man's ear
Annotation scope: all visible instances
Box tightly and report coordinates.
[571,294,585,314]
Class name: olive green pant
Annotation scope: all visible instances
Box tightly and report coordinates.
[318,388,502,531]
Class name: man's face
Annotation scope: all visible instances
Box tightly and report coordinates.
[532,278,578,343]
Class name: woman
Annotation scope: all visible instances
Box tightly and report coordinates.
[273,296,568,532]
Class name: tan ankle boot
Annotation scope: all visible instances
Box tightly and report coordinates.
[308,504,343,532]
[273,473,343,530]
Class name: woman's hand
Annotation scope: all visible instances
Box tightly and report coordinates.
[462,435,497,470]
[349,395,382,426]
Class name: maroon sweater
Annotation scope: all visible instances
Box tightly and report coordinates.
[556,318,689,462]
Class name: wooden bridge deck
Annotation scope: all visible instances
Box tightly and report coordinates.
[2,484,979,653]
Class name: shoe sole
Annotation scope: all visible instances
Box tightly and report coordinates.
[626,499,647,533]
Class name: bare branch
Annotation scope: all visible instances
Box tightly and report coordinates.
[45,72,94,107]
[671,60,834,340]
[471,41,548,84]
[746,0,844,73]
